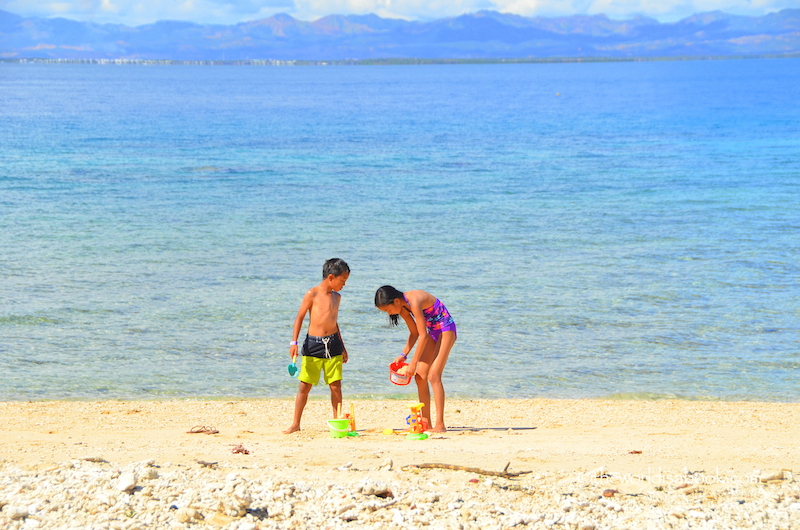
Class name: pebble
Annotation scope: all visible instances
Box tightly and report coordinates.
[6,506,28,520]
[590,465,608,478]
[114,472,137,493]
[174,507,200,523]
[760,470,785,482]
[358,478,392,497]
[0,460,798,529]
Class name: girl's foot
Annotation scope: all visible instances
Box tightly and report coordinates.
[282,424,301,434]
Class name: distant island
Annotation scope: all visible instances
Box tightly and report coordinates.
[1,8,799,62]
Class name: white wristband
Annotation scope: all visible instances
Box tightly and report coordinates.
[290,340,298,346]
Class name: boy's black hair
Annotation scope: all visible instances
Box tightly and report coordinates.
[374,285,405,326]
[323,258,350,279]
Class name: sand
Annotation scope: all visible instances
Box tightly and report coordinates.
[2,399,800,529]
[2,398,798,479]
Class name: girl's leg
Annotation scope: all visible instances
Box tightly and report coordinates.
[413,338,437,427]
[427,330,456,432]
[413,372,431,426]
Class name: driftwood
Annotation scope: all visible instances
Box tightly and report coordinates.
[402,462,532,479]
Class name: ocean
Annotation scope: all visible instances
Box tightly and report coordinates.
[1,58,799,401]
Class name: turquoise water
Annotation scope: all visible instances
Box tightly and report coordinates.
[1,59,799,401]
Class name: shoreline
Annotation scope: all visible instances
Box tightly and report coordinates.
[2,399,799,528]
[6,392,800,403]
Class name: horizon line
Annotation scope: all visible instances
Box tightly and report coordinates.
[5,53,800,65]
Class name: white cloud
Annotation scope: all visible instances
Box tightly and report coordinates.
[0,0,794,25]
[295,0,499,20]
[495,0,796,21]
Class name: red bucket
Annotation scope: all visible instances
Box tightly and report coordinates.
[389,361,412,386]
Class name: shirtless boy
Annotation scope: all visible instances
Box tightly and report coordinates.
[283,258,350,434]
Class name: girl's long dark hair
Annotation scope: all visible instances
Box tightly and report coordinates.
[375,285,405,326]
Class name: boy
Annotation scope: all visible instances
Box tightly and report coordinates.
[283,258,350,434]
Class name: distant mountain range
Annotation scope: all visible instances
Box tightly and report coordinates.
[1,8,799,61]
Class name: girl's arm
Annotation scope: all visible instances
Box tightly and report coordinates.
[397,310,419,364]
[403,294,431,374]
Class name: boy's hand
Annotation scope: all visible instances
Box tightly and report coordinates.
[289,344,298,357]
[342,350,348,363]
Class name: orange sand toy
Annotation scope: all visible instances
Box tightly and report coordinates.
[381,403,429,438]
[406,403,429,440]
[345,403,356,432]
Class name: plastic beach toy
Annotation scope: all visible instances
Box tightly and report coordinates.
[327,419,351,438]
[287,354,298,377]
[329,404,359,438]
[389,361,413,386]
[406,402,429,440]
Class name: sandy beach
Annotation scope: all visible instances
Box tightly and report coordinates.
[2,398,799,528]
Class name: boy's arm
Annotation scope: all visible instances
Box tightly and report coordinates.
[337,326,348,363]
[290,291,314,357]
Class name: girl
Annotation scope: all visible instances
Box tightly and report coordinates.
[374,285,456,432]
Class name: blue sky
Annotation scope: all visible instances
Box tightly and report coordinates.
[1,0,795,26]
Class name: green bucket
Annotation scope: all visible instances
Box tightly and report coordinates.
[327,419,350,438]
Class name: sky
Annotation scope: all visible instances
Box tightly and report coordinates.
[0,0,796,26]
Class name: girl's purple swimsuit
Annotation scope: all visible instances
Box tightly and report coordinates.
[406,296,457,342]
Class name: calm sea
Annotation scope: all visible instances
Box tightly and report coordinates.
[1,59,799,401]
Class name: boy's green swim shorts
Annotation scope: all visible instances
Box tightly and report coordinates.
[299,355,343,386]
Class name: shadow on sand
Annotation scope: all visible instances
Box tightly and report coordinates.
[444,426,538,432]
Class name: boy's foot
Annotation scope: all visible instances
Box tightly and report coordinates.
[429,424,447,433]
[282,425,301,434]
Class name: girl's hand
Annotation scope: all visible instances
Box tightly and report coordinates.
[394,354,408,366]
[407,361,418,377]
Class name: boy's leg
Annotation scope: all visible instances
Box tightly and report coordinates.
[283,381,313,434]
[321,355,344,418]
[329,380,342,418]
